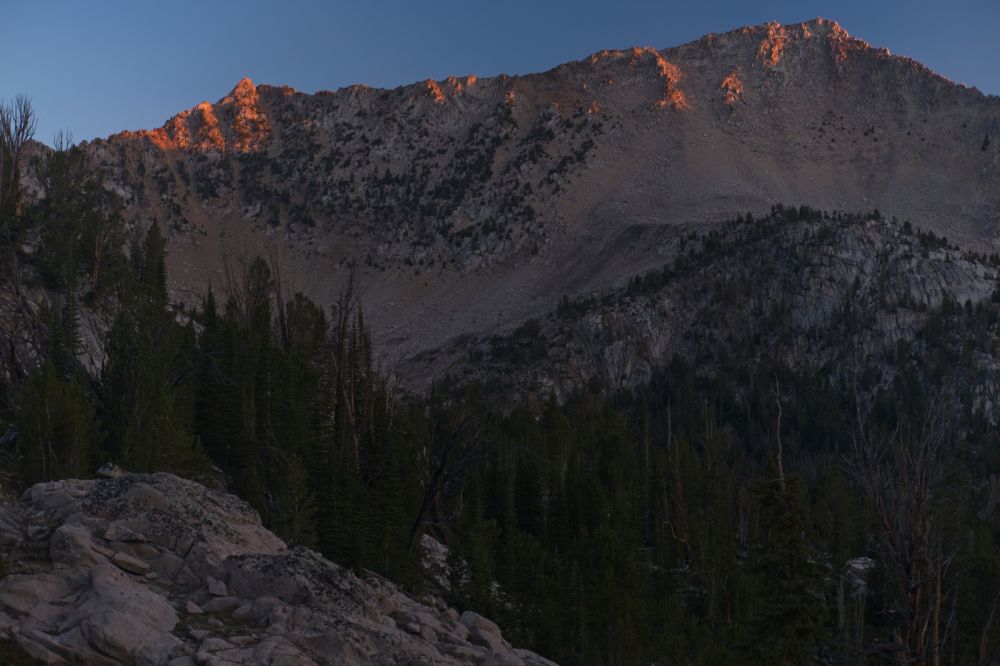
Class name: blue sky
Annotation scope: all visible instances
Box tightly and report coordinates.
[4,0,998,144]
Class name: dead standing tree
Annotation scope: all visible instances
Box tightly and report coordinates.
[0,95,36,219]
[409,391,496,547]
[850,393,958,666]
[0,97,38,396]
[0,95,36,286]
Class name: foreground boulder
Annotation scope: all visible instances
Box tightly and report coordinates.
[0,474,556,665]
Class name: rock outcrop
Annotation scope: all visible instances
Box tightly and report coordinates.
[405,212,1000,413]
[0,474,555,665]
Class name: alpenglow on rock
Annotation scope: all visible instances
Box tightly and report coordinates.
[0,474,556,665]
[47,18,999,380]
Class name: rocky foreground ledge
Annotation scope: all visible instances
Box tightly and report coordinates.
[0,474,556,665]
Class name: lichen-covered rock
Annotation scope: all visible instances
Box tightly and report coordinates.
[75,564,181,663]
[0,473,557,664]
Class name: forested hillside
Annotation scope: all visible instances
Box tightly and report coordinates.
[3,124,1000,664]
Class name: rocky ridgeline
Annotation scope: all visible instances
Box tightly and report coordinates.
[16,18,1000,380]
[409,213,1000,412]
[0,474,555,665]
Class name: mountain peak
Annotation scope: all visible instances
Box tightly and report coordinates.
[712,16,867,67]
[227,76,266,106]
[736,17,851,40]
[644,17,854,69]
[118,76,269,152]
[799,16,848,35]
[232,76,256,95]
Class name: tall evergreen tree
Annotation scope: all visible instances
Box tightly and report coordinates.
[100,223,208,477]
[750,472,830,664]
[16,359,101,483]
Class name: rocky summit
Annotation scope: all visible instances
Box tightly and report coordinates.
[0,474,554,665]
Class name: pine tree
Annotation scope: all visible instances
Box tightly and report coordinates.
[273,454,316,547]
[750,472,830,663]
[31,147,125,295]
[100,224,209,478]
[17,359,101,483]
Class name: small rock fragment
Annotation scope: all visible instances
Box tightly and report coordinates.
[167,657,197,666]
[460,610,502,636]
[201,636,234,652]
[470,626,506,652]
[202,595,240,613]
[27,524,49,540]
[442,643,486,660]
[480,652,526,666]
[233,602,255,620]
[150,552,185,581]
[206,576,227,597]
[104,523,147,543]
[111,551,150,575]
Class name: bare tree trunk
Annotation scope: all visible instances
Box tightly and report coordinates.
[856,594,865,666]
[850,391,955,666]
[90,233,103,289]
[932,568,941,666]
[910,583,926,666]
[268,250,288,349]
[980,591,1000,665]
[774,379,785,491]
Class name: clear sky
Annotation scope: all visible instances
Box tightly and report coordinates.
[4,0,998,145]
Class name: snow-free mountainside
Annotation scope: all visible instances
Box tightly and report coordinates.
[49,17,1000,377]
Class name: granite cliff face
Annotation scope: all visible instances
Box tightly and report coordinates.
[62,18,1000,374]
[405,211,1000,409]
[0,473,555,665]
